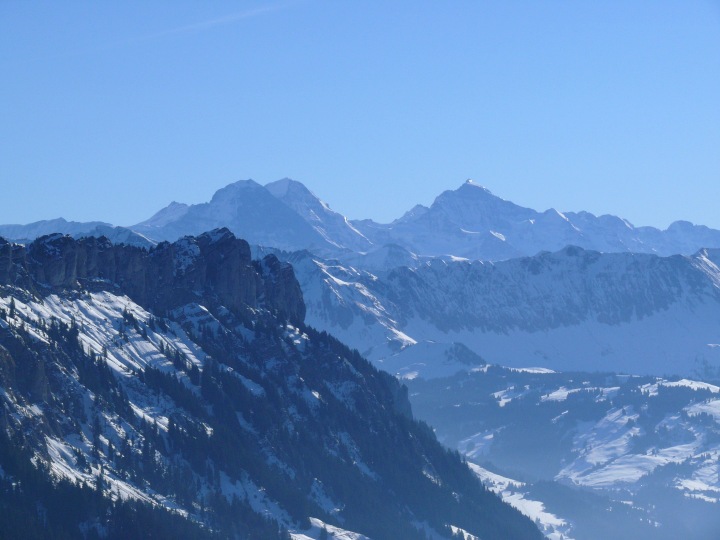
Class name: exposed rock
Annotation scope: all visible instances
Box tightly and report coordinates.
[0,228,306,325]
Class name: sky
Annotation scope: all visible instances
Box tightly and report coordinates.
[1,1,719,228]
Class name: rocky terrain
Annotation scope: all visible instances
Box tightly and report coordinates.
[0,231,541,539]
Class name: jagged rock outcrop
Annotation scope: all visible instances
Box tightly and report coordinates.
[0,228,305,325]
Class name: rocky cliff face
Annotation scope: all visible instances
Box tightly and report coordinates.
[0,228,305,325]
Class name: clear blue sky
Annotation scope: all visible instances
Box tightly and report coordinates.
[1,1,719,228]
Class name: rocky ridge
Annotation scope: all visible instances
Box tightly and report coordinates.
[1,228,304,324]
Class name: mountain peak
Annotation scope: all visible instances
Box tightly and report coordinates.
[209,179,264,203]
[135,201,190,229]
[459,179,493,195]
[394,204,429,224]
[197,227,236,245]
[266,178,374,252]
[429,179,533,220]
[265,177,305,198]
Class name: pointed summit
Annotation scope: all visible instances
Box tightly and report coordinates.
[264,177,298,199]
[454,179,498,198]
[138,201,190,229]
[461,178,492,192]
[429,181,535,228]
[209,179,265,203]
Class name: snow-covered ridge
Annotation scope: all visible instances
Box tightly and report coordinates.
[280,245,720,378]
[469,463,573,540]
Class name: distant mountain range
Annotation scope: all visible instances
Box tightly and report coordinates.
[0,218,154,248]
[132,178,720,260]
[4,178,720,261]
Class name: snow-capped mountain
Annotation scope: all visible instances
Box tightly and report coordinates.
[352,180,720,260]
[73,224,156,248]
[0,231,541,540]
[132,180,339,254]
[0,218,154,248]
[22,175,707,379]
[265,178,373,253]
[264,246,720,379]
[0,217,111,241]
[131,177,720,263]
[6,178,720,265]
[407,366,720,539]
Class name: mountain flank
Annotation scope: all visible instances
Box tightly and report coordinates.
[0,231,541,539]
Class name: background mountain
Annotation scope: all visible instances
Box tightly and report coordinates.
[265,178,373,253]
[0,217,111,242]
[131,180,340,255]
[0,231,541,540]
[8,178,720,263]
[0,219,154,248]
[260,245,720,379]
[351,180,720,261]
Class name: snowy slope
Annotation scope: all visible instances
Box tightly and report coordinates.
[73,224,156,248]
[266,178,373,252]
[407,366,720,539]
[279,246,720,378]
[468,463,573,540]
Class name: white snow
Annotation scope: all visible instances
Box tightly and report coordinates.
[558,407,704,488]
[468,463,574,539]
[541,387,582,402]
[291,517,371,540]
[0,292,206,378]
[508,367,557,374]
[686,399,720,421]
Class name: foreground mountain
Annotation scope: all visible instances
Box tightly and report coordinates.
[406,366,720,539]
[0,231,540,539]
[265,245,720,379]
